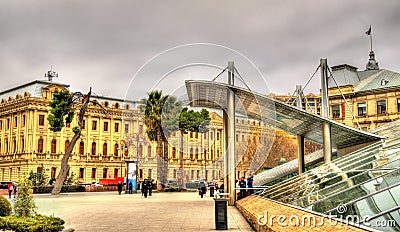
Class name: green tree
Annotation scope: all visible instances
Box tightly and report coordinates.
[178,108,210,186]
[47,88,95,195]
[13,177,37,217]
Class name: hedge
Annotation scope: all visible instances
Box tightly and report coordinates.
[0,215,64,232]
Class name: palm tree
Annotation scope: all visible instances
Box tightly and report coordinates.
[140,90,182,190]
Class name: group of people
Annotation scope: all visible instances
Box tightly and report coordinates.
[141,179,153,198]
[238,175,253,200]
[116,179,154,198]
[7,182,17,199]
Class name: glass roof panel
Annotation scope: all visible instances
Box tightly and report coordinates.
[309,169,400,213]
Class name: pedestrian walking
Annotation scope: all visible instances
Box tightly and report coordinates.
[7,182,13,199]
[219,183,224,193]
[142,180,148,198]
[117,181,123,195]
[148,180,153,196]
[199,181,206,198]
[128,181,133,194]
[238,176,246,200]
[13,184,17,198]
[247,175,254,196]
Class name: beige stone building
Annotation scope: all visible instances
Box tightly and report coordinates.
[0,74,266,184]
[273,52,400,132]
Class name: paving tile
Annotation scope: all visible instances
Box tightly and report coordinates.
[30,191,254,231]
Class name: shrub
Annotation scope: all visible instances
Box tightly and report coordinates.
[0,196,11,216]
[0,215,65,232]
[14,177,36,217]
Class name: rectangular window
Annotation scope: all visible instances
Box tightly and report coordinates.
[14,117,17,127]
[7,118,10,129]
[23,115,26,126]
[38,115,45,126]
[91,168,96,179]
[51,167,56,179]
[115,123,119,132]
[0,120,2,130]
[358,103,367,116]
[79,168,84,179]
[92,121,97,130]
[377,100,387,114]
[82,120,86,129]
[217,132,220,140]
[148,169,152,178]
[103,168,108,178]
[104,122,109,131]
[332,105,341,119]
[124,124,129,133]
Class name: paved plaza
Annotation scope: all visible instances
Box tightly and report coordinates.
[29,191,254,232]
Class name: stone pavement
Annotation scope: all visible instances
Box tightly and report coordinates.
[31,191,255,232]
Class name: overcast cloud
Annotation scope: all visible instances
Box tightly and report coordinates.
[1,0,399,100]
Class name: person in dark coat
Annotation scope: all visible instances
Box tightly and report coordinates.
[117,181,123,195]
[238,177,246,199]
[142,180,148,198]
[148,180,153,196]
[128,181,133,194]
[247,176,254,195]
[219,183,224,193]
[199,181,206,198]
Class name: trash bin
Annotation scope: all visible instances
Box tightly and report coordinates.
[214,197,228,230]
[210,186,215,197]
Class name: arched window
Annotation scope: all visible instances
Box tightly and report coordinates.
[104,101,109,107]
[91,142,96,156]
[51,139,57,153]
[65,140,70,153]
[115,103,120,109]
[147,145,152,157]
[103,143,108,156]
[38,138,43,153]
[114,143,118,156]
[172,147,176,159]
[124,145,128,157]
[79,141,84,155]
[139,144,143,157]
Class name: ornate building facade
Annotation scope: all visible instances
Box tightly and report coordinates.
[273,51,400,132]
[0,75,265,184]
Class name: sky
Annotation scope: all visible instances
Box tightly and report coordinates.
[1,0,400,101]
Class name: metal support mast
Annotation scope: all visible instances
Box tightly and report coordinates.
[296,85,305,174]
[223,61,236,205]
[320,58,332,163]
